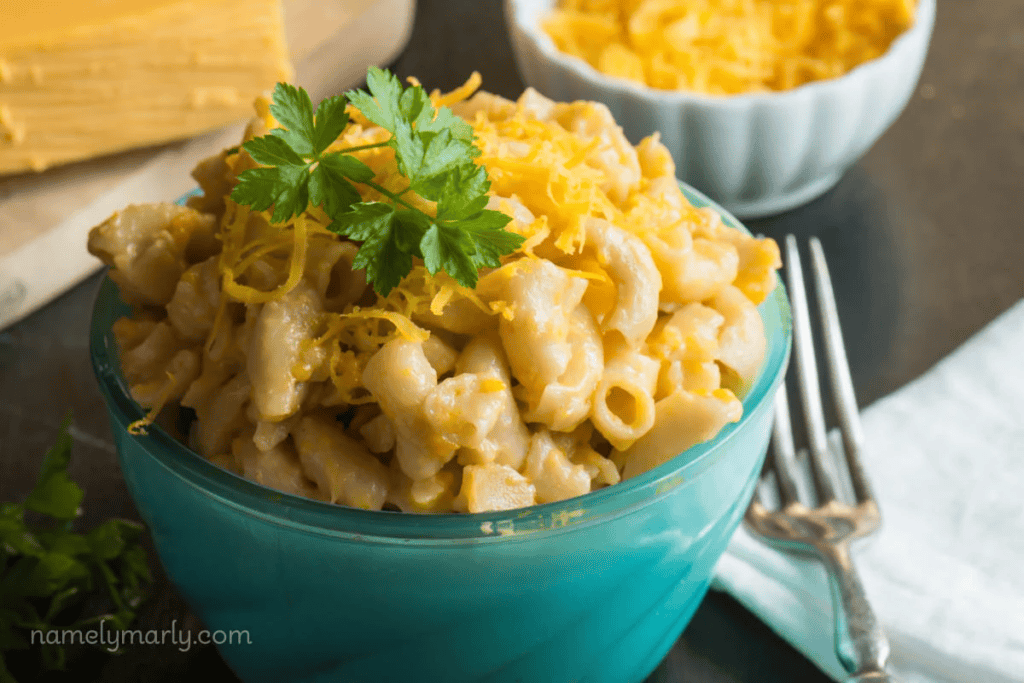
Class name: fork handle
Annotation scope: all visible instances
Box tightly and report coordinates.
[817,541,896,682]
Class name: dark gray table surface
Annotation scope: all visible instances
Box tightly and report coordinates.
[2,0,1022,681]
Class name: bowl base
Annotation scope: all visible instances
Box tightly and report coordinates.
[717,170,844,220]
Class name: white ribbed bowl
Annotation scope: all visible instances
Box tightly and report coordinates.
[504,0,935,218]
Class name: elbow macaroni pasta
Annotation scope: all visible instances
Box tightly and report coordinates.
[88,77,781,513]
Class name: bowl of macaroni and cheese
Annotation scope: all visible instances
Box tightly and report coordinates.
[505,0,935,218]
[89,83,791,683]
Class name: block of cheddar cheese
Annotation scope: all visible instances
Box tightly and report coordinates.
[0,0,293,175]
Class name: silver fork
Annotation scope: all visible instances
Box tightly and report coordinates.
[745,235,893,682]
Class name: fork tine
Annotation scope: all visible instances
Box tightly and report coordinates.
[808,238,875,505]
[770,387,803,506]
[784,235,838,503]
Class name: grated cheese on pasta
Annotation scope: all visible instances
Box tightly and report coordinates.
[543,0,917,94]
[90,73,783,513]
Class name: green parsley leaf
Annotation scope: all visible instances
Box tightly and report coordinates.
[435,164,491,220]
[86,519,145,561]
[329,202,395,242]
[346,67,403,130]
[312,95,350,156]
[332,204,436,296]
[230,156,311,224]
[16,552,91,599]
[347,70,477,197]
[392,210,432,257]
[398,84,431,128]
[309,157,361,218]
[267,82,316,155]
[267,166,311,225]
[1,419,153,681]
[389,122,425,182]
[232,84,347,223]
[459,212,522,270]
[24,419,81,521]
[0,507,42,558]
[231,67,525,295]
[35,531,91,558]
[322,153,375,184]
[355,219,411,296]
[423,209,518,288]
[417,104,475,141]
[412,131,477,193]
[421,223,478,286]
[243,133,306,168]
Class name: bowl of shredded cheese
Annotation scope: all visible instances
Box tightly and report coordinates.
[505,0,935,218]
[88,74,792,682]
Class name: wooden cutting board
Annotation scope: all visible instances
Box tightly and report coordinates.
[0,0,415,330]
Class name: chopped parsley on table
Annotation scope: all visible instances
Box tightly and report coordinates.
[0,419,152,683]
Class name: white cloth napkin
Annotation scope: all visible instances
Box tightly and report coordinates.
[713,299,1024,683]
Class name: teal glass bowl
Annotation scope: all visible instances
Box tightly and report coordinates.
[90,185,791,683]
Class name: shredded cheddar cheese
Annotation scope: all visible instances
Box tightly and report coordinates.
[91,67,787,514]
[127,371,178,435]
[341,308,430,343]
[543,0,917,94]
[187,72,772,433]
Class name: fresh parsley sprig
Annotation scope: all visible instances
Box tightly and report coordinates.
[230,67,524,296]
[1,418,152,682]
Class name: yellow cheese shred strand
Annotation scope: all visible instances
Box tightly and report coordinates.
[434,71,483,108]
[339,307,430,343]
[127,371,178,436]
[222,214,309,304]
[204,293,230,357]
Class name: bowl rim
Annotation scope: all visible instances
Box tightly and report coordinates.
[504,0,937,108]
[90,184,792,543]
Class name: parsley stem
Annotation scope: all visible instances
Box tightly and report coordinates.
[361,179,419,213]
[334,141,390,154]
